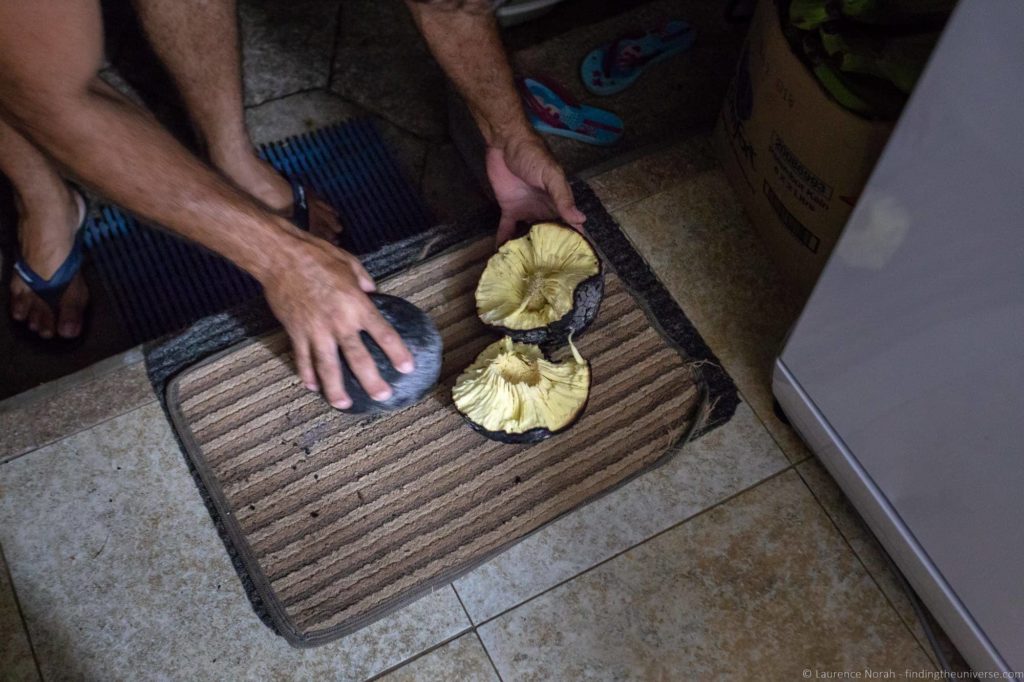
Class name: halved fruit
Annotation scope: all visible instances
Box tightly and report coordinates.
[476,222,603,345]
[452,336,590,443]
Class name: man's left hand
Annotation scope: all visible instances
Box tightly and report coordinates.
[486,134,586,245]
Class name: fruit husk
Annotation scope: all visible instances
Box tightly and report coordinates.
[453,337,590,444]
[339,294,443,414]
[477,224,605,346]
[485,270,604,346]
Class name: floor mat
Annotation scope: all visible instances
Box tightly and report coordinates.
[83,118,433,344]
[151,182,739,647]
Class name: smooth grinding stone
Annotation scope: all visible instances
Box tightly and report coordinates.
[340,294,443,414]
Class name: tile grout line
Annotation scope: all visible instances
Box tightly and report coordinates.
[1,398,160,467]
[0,348,144,413]
[473,629,505,682]
[452,584,506,682]
[602,154,812,467]
[0,541,45,681]
[793,464,942,669]
[245,86,328,111]
[360,624,473,682]
[468,463,797,631]
[736,388,812,466]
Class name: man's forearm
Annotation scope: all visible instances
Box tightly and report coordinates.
[405,1,532,148]
[2,78,300,283]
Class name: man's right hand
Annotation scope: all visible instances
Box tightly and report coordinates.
[260,232,414,410]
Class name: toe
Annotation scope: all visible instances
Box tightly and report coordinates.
[309,199,343,243]
[10,289,30,322]
[29,303,56,339]
[56,275,89,339]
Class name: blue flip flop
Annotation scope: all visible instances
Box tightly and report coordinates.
[12,190,90,343]
[519,77,624,146]
[581,20,698,96]
[286,176,311,231]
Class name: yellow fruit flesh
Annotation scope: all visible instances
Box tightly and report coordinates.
[452,336,590,434]
[476,223,600,330]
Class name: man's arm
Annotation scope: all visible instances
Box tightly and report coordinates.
[405,0,586,242]
[0,1,412,409]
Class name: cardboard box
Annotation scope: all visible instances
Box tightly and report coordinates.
[714,0,894,295]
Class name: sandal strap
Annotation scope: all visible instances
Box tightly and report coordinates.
[13,190,88,313]
[14,230,85,312]
[288,177,311,232]
[600,21,693,79]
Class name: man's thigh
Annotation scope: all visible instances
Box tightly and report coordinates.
[0,1,105,120]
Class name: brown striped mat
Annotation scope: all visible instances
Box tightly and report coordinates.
[167,236,705,647]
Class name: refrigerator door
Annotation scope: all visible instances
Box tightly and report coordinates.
[775,0,1024,672]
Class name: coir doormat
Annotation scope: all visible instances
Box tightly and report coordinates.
[153,182,739,647]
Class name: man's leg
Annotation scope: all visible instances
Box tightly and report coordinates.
[0,118,88,339]
[131,0,341,239]
[0,1,411,406]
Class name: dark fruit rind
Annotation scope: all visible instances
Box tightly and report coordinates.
[456,396,589,444]
[489,270,604,346]
[339,294,442,414]
[451,336,590,443]
[477,223,605,345]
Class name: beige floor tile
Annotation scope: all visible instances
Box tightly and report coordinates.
[454,401,788,624]
[477,471,934,681]
[0,411,37,467]
[587,136,718,213]
[0,404,470,681]
[0,550,39,682]
[797,458,971,671]
[0,360,155,465]
[608,160,810,462]
[377,634,498,682]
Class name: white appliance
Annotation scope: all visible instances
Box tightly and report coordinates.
[773,0,1024,673]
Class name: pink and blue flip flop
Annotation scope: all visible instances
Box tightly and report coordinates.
[581,20,697,96]
[519,77,624,146]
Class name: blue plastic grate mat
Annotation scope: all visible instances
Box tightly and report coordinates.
[83,118,434,343]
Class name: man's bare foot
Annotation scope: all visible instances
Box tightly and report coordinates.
[211,148,344,243]
[9,185,89,340]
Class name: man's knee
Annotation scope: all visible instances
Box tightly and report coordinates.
[0,76,94,141]
[0,1,104,125]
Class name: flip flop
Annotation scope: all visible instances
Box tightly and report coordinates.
[281,174,350,246]
[519,77,624,146]
[581,20,697,96]
[12,189,90,346]
[284,175,311,231]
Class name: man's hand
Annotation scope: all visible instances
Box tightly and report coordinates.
[403,4,585,244]
[487,135,587,245]
[260,234,414,410]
